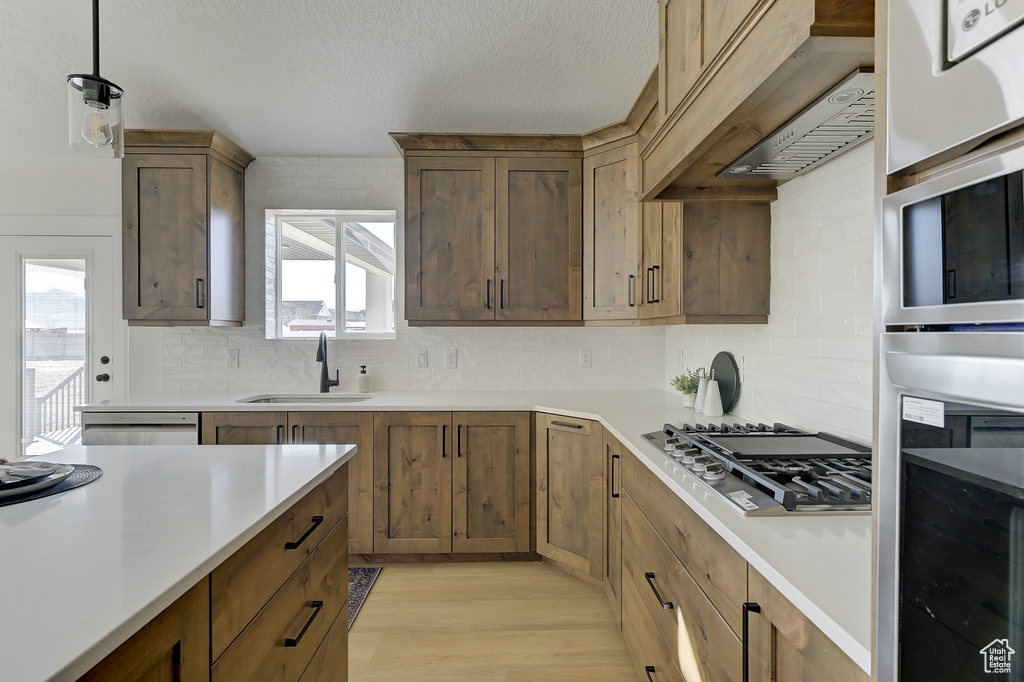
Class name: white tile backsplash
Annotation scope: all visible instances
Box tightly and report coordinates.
[142,148,874,439]
[664,143,874,443]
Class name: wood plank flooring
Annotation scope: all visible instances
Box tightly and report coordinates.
[348,561,636,681]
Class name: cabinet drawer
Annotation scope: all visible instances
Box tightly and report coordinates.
[622,452,746,633]
[211,467,348,659]
[622,571,684,682]
[622,492,741,682]
[212,515,349,682]
[297,603,348,682]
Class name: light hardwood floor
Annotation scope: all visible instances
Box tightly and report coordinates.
[348,562,637,681]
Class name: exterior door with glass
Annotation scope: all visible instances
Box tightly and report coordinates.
[0,236,118,458]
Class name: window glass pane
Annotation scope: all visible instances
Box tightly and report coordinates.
[343,221,395,334]
[23,259,86,457]
[279,217,337,338]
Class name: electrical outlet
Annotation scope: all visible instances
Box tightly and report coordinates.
[226,348,239,368]
[444,349,457,368]
[579,349,592,368]
[417,349,429,367]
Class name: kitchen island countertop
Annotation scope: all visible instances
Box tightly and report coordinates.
[81,389,872,672]
[0,443,355,682]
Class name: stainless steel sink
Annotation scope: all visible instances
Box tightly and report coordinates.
[236,393,375,404]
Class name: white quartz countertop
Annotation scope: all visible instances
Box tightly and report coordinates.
[0,443,356,682]
[79,389,872,672]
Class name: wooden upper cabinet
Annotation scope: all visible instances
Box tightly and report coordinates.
[395,134,583,325]
[405,157,496,321]
[122,130,252,326]
[747,567,870,682]
[451,411,531,553]
[583,142,640,320]
[373,411,453,554]
[535,413,604,585]
[659,0,704,122]
[639,202,683,320]
[496,157,582,321]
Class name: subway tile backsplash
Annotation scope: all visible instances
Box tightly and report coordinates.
[150,146,874,442]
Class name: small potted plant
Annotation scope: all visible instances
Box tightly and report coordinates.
[670,369,702,408]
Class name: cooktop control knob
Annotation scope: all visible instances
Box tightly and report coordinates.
[663,438,682,452]
[702,463,726,481]
[691,455,712,472]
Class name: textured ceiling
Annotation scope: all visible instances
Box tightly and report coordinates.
[2,0,657,170]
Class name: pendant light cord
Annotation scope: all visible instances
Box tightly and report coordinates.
[92,0,100,76]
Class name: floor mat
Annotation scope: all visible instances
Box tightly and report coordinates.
[348,566,381,629]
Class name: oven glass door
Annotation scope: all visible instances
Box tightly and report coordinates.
[899,397,1024,680]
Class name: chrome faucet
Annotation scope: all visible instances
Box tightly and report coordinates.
[316,332,339,393]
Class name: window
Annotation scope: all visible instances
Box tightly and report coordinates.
[266,209,396,339]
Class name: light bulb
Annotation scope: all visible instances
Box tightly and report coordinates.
[80,101,114,148]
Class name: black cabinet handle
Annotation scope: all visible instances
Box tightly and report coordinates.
[195,278,205,309]
[457,424,463,458]
[651,265,660,303]
[284,600,323,647]
[486,278,492,309]
[276,424,284,444]
[292,424,299,443]
[627,274,635,307]
[285,516,324,550]
[646,267,653,303]
[743,602,761,682]
[442,424,447,458]
[645,665,656,681]
[551,421,583,429]
[95,373,110,382]
[611,454,620,498]
[500,279,505,309]
[645,572,674,609]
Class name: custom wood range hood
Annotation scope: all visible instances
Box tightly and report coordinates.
[638,0,875,202]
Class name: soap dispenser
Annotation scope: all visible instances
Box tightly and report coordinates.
[356,365,370,393]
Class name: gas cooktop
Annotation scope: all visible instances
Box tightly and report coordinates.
[641,422,872,516]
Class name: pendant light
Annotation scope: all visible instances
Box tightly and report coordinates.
[66,0,124,158]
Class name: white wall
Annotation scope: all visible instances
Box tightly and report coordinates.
[140,157,665,396]
[664,143,874,442]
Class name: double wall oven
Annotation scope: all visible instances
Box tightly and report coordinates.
[878,119,1024,678]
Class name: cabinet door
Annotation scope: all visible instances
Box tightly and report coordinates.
[290,411,374,555]
[659,0,704,121]
[373,412,453,553]
[536,414,604,584]
[78,577,209,682]
[583,143,640,320]
[201,411,287,445]
[681,202,770,317]
[405,157,496,321]
[603,433,624,628]
[495,157,583,321]
[639,202,682,319]
[123,154,209,323]
[746,568,870,682]
[451,411,531,553]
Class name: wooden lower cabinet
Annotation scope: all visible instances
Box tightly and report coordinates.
[621,491,741,682]
[79,466,350,682]
[77,577,210,682]
[452,411,531,553]
[536,413,604,584]
[372,411,532,554]
[200,411,373,555]
[621,571,684,682]
[603,432,624,627]
[373,411,453,553]
[746,568,870,682]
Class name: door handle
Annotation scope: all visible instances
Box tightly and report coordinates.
[95,373,110,382]
[284,516,324,550]
[645,666,656,681]
[486,278,492,309]
[284,600,324,647]
[611,454,620,498]
[644,572,674,609]
[651,265,660,303]
[551,421,583,429]
[646,267,654,304]
[627,274,635,307]
[442,424,447,458]
[457,424,463,458]
[500,279,505,309]
[743,602,761,682]
[195,278,205,309]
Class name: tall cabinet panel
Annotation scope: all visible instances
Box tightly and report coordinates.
[583,142,640,320]
[404,157,496,321]
[451,411,531,553]
[536,413,604,584]
[495,157,583,321]
[373,411,453,554]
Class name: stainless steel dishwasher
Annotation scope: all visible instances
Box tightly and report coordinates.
[81,412,200,445]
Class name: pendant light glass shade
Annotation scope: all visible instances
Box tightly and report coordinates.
[67,75,124,158]
[67,0,124,158]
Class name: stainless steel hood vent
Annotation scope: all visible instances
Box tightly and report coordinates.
[717,69,875,181]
